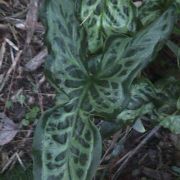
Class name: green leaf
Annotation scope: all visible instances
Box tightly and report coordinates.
[16,94,26,105]
[34,1,102,179]
[127,79,157,109]
[84,6,175,118]
[42,0,88,95]
[34,0,176,180]
[80,0,136,53]
[33,105,101,180]
[155,77,180,114]
[5,100,13,109]
[23,106,40,126]
[138,0,174,26]
[160,115,180,134]
[171,166,180,175]
[26,106,40,120]
[117,103,154,124]
[42,1,175,119]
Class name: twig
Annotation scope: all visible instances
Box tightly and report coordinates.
[0,50,22,93]
[1,128,33,173]
[100,130,123,164]
[112,125,161,180]
[0,41,6,70]
[15,152,26,170]
[1,153,17,173]
[5,38,19,51]
[25,48,47,71]
[36,76,46,113]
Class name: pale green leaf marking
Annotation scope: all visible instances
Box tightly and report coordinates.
[80,0,136,53]
[33,1,176,180]
[33,105,101,180]
[160,115,180,134]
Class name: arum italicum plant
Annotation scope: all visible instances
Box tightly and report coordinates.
[33,0,180,180]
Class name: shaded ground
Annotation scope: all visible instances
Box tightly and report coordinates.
[0,0,180,180]
[0,0,54,177]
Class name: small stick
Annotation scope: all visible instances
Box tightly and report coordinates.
[1,153,16,173]
[36,76,46,113]
[15,152,26,170]
[100,130,123,164]
[0,41,6,70]
[0,50,22,93]
[112,125,161,180]
[25,48,47,71]
[5,38,19,51]
[1,128,33,173]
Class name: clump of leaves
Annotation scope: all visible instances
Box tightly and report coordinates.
[33,1,179,180]
[22,106,40,126]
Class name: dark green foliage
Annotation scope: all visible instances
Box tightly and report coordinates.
[33,1,179,180]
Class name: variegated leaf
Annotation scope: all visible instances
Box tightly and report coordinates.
[80,0,136,53]
[138,0,174,25]
[33,105,101,180]
[33,0,176,180]
[42,0,88,95]
[87,6,175,117]
[160,115,180,134]
[100,75,180,137]
[33,1,102,180]
[42,2,175,119]
[115,80,157,124]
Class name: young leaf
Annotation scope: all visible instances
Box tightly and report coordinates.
[138,0,174,26]
[90,6,176,117]
[80,0,136,53]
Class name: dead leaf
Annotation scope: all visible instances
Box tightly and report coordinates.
[0,0,9,7]
[0,113,18,146]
